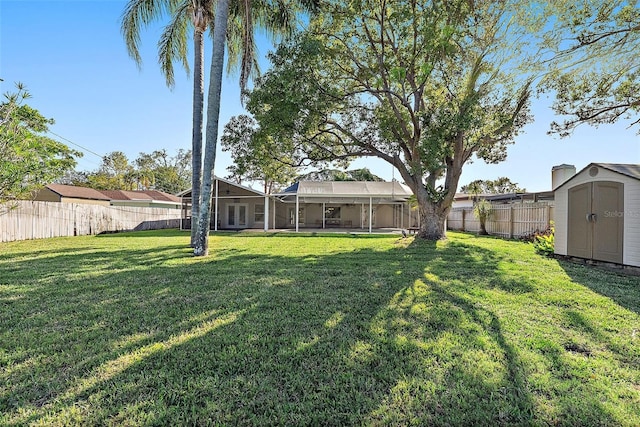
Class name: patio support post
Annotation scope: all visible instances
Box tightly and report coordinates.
[369,197,373,234]
[264,196,269,232]
[295,194,299,233]
[322,202,325,229]
[214,179,219,231]
[273,200,276,230]
[401,203,404,229]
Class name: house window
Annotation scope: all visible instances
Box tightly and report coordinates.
[255,204,265,222]
[325,206,341,219]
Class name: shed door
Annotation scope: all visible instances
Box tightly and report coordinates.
[567,181,623,263]
[592,182,624,263]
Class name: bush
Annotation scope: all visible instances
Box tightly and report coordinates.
[532,222,554,256]
[473,199,493,235]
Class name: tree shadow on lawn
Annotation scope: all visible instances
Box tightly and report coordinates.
[559,260,640,316]
[0,235,629,425]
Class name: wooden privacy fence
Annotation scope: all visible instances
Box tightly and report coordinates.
[0,201,181,243]
[447,202,554,238]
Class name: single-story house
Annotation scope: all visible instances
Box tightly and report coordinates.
[35,184,112,206]
[35,184,181,208]
[179,177,272,231]
[179,178,418,232]
[554,163,640,267]
[100,190,181,209]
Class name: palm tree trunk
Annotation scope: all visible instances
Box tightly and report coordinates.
[190,27,205,247]
[194,0,230,256]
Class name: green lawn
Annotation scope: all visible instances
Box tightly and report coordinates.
[1,230,638,426]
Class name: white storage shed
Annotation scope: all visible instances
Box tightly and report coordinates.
[554,163,640,267]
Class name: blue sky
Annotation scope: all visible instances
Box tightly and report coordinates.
[1,0,638,192]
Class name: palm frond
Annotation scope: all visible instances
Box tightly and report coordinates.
[158,0,191,87]
[121,0,171,67]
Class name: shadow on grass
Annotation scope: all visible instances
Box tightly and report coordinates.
[559,260,640,316]
[0,233,633,425]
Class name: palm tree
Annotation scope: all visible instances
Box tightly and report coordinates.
[121,0,215,247]
[193,0,319,256]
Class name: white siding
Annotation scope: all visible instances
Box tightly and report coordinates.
[554,166,640,267]
[624,179,640,266]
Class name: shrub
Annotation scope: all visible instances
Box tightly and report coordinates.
[473,199,493,235]
[532,222,555,256]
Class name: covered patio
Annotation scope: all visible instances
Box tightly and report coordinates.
[275,181,418,233]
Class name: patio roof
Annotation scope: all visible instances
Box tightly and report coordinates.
[277,181,413,203]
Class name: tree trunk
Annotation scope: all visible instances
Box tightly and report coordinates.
[417,199,448,240]
[479,220,488,235]
[194,0,230,256]
[190,28,204,247]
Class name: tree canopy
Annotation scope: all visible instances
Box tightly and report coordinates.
[295,168,384,182]
[542,0,640,135]
[76,149,191,194]
[460,177,526,194]
[221,114,296,194]
[245,0,537,238]
[0,83,80,204]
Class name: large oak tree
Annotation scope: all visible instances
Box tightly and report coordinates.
[245,0,537,239]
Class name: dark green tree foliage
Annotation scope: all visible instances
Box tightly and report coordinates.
[221,114,296,194]
[246,0,535,239]
[85,149,191,194]
[295,168,384,182]
[543,0,640,135]
[0,84,80,203]
[134,149,191,194]
[460,177,526,194]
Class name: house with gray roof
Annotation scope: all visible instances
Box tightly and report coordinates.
[179,178,417,232]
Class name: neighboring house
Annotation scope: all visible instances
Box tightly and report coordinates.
[451,191,555,209]
[35,184,112,206]
[34,184,181,209]
[100,190,181,209]
[179,178,416,232]
[554,163,640,268]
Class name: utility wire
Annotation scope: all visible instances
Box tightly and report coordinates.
[47,131,105,159]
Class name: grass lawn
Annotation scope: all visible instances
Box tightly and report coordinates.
[1,230,639,426]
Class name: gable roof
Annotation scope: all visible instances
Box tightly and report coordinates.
[45,184,180,203]
[595,163,640,180]
[45,184,111,201]
[555,163,640,191]
[100,189,180,203]
[177,176,266,197]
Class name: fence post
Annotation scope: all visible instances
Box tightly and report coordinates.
[461,209,466,232]
[546,204,551,229]
[509,206,514,239]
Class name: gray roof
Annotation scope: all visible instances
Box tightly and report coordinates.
[279,181,413,203]
[177,176,266,197]
[555,163,640,191]
[596,163,640,180]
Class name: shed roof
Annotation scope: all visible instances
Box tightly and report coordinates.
[595,163,640,180]
[555,163,640,191]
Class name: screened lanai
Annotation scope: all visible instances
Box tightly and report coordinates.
[275,181,418,232]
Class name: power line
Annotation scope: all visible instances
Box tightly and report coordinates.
[47,131,104,159]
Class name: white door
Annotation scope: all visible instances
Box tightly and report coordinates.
[227,204,248,228]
